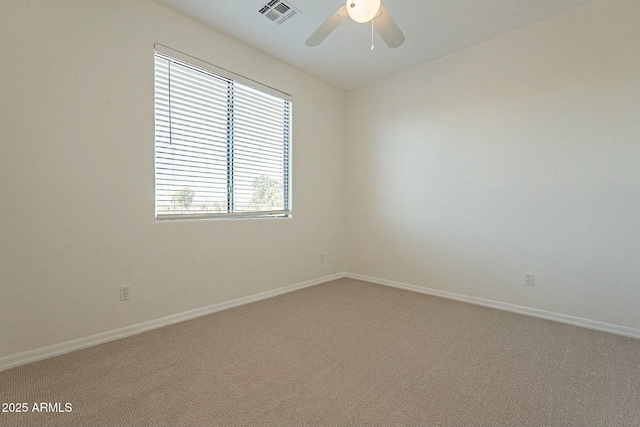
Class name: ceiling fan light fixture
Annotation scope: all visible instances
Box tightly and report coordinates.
[345,0,381,23]
[306,1,404,49]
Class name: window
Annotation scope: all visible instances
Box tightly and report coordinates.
[154,45,292,220]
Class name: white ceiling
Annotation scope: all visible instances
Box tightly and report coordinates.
[153,0,596,91]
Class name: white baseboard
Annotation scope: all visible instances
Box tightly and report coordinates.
[345,273,640,340]
[4,272,638,372]
[0,273,344,372]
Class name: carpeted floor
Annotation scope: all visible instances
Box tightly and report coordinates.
[1,278,639,426]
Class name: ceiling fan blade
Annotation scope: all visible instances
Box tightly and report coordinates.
[305,5,348,47]
[373,5,405,48]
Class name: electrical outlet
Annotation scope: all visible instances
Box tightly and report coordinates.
[524,273,535,287]
[320,253,325,263]
[120,285,131,301]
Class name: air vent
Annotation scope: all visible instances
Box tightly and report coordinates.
[258,0,299,24]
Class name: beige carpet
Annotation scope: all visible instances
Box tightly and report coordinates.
[1,278,639,427]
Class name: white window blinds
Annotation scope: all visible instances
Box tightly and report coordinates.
[154,46,292,220]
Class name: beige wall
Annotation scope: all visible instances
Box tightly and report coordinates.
[346,0,640,329]
[0,0,346,358]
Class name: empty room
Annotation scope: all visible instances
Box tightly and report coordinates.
[1,0,639,426]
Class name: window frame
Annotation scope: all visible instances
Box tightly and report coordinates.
[153,44,292,221]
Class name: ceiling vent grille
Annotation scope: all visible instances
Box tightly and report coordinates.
[258,0,299,24]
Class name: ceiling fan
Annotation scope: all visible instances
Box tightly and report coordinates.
[305,0,405,49]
